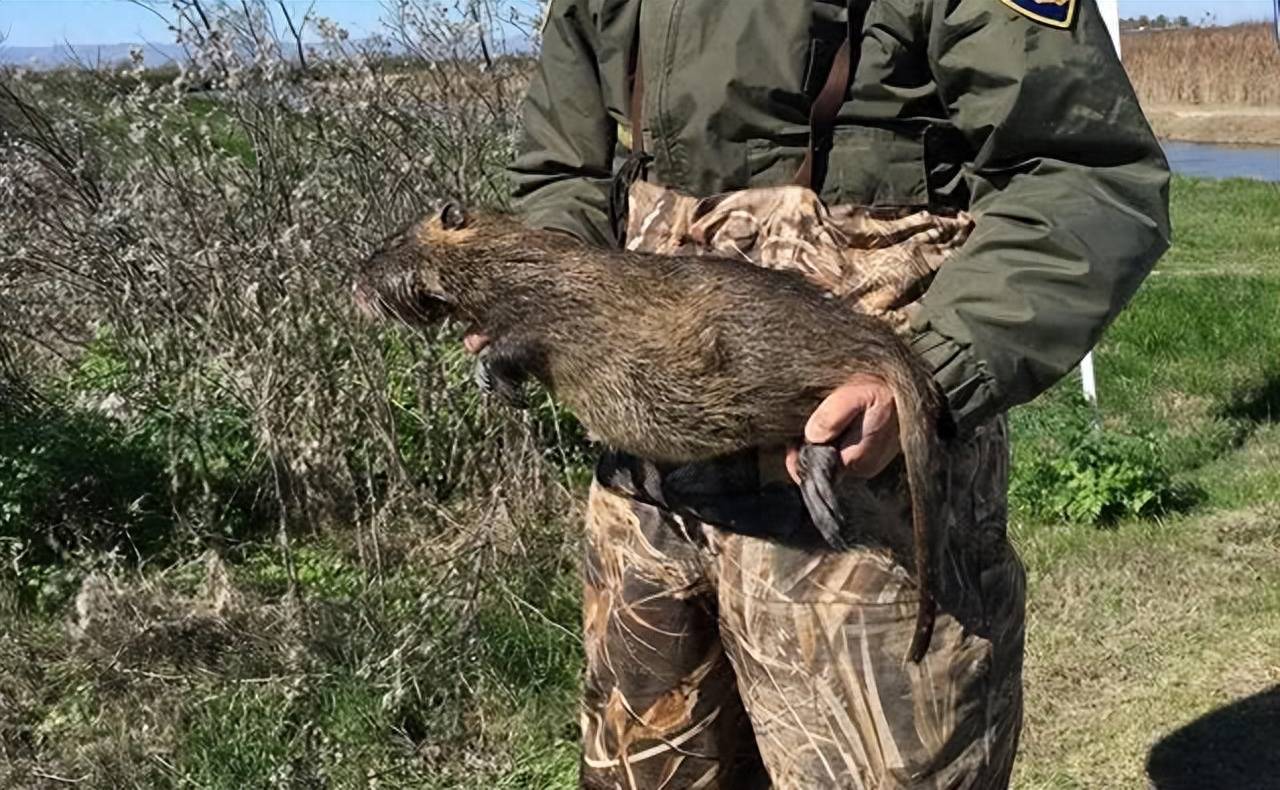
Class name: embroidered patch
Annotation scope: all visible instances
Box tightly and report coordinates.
[1000,0,1077,28]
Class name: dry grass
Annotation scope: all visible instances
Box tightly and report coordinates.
[0,2,592,786]
[1122,23,1280,107]
[1012,506,1280,790]
[1139,106,1280,146]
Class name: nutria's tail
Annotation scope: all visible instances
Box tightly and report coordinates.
[885,357,947,665]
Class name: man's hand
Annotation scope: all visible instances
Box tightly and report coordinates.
[785,374,901,485]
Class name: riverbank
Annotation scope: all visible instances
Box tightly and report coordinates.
[1145,104,1280,146]
[1121,23,1280,146]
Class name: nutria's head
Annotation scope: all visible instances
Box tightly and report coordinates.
[352,201,480,328]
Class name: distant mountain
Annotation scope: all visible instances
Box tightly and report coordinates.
[0,42,186,69]
[1,31,536,70]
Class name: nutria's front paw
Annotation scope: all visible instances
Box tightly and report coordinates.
[472,354,495,394]
[492,375,528,408]
[472,351,528,408]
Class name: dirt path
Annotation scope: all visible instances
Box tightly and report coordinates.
[1144,104,1280,146]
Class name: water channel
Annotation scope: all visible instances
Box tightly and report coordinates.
[1161,141,1280,183]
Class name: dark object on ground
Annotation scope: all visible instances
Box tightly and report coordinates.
[1146,685,1280,790]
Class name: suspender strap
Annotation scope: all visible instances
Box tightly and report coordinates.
[795,0,869,192]
[608,11,653,248]
[628,24,646,158]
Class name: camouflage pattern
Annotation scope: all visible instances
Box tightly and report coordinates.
[513,0,1167,780]
[579,181,1025,789]
[622,180,973,331]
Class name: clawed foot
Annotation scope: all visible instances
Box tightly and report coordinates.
[472,353,494,393]
[796,442,849,551]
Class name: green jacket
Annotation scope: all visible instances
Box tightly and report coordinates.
[507,0,1171,432]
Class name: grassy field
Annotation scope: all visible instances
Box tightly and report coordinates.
[5,4,1274,785]
[2,176,1277,789]
[1009,176,1280,788]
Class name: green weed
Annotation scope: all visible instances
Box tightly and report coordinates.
[0,402,170,606]
[1011,393,1194,525]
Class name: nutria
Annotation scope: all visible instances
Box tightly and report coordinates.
[352,202,952,663]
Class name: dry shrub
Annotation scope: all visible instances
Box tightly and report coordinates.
[0,0,575,559]
[1122,23,1280,107]
[0,6,590,780]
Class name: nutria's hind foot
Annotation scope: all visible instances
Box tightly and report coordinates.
[797,443,848,551]
[907,595,937,665]
[798,443,936,664]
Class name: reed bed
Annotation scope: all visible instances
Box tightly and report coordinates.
[1121,23,1280,107]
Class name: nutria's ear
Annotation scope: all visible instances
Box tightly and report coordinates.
[440,201,468,230]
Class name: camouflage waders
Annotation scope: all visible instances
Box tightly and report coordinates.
[578,181,1027,789]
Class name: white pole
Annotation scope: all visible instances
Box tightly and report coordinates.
[1080,0,1123,407]
[1080,352,1098,405]
[1097,0,1123,53]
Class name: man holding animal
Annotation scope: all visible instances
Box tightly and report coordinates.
[507,0,1170,786]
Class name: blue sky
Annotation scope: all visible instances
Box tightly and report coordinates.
[0,0,1272,47]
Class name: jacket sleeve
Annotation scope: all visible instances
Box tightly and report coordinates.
[507,0,616,247]
[907,0,1171,433]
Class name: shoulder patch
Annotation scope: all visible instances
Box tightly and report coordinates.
[1000,0,1077,28]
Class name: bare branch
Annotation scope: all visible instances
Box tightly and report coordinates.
[278,0,315,73]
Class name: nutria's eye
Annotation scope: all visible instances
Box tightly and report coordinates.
[440,201,467,230]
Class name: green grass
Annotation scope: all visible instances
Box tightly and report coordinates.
[3,176,1279,788]
[1014,177,1280,485]
[1011,507,1280,790]
[1007,176,1280,788]
[1158,177,1280,274]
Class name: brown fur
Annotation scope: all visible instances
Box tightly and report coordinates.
[353,204,951,663]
